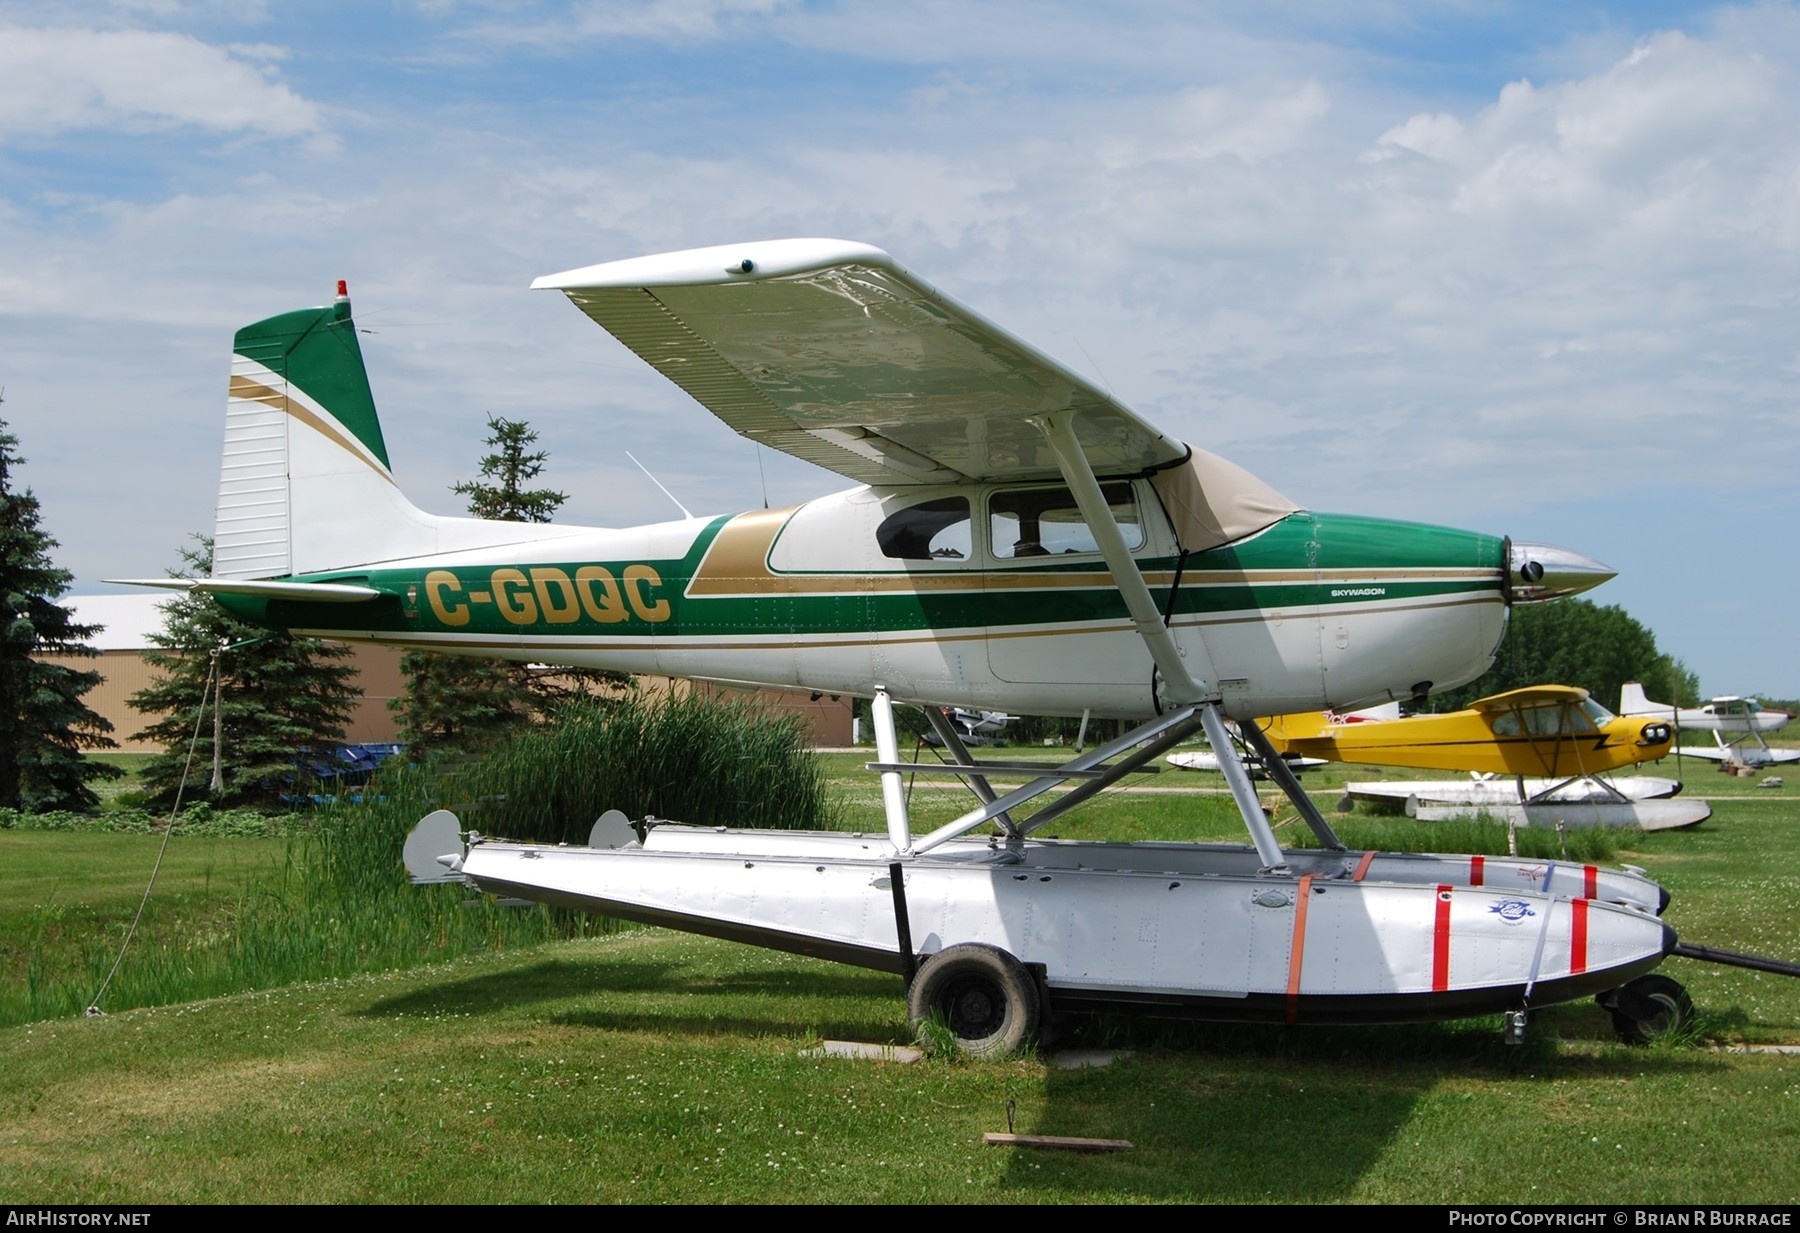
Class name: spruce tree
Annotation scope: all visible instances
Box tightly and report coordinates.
[394,416,621,760]
[129,540,360,807]
[0,415,122,811]
[451,417,569,522]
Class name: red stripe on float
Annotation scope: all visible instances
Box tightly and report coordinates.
[1432,884,1453,992]
[1285,874,1315,1026]
[1584,865,1598,900]
[1470,855,1485,887]
[1571,897,1589,974]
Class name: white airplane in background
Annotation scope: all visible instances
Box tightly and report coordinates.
[950,708,1012,739]
[131,239,1728,1052]
[918,707,1013,748]
[1620,682,1798,768]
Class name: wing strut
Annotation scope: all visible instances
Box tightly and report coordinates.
[1032,410,1216,704]
[1032,409,1290,871]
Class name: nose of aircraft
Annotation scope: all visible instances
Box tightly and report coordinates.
[1508,541,1617,603]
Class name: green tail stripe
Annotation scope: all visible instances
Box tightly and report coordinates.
[233,299,390,470]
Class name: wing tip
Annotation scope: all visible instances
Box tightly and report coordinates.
[532,238,896,292]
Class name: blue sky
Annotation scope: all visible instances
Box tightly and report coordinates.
[1,1,1795,697]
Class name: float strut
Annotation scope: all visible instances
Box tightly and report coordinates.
[872,689,912,855]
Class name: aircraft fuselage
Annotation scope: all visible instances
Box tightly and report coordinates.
[219,480,1510,721]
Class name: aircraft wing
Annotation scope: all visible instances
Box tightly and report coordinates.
[532,239,1190,486]
[1467,685,1590,713]
[1670,745,1800,766]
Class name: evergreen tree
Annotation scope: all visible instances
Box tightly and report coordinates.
[0,415,122,811]
[394,416,622,760]
[390,652,530,762]
[130,540,360,807]
[451,417,569,522]
[1429,599,1699,715]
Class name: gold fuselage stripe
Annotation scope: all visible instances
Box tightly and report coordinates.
[229,373,395,483]
[685,506,1495,596]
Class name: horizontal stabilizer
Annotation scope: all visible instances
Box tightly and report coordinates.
[105,577,385,604]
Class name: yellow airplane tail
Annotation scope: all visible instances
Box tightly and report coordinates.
[1259,711,1331,752]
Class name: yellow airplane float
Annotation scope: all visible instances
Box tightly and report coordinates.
[1260,686,1708,829]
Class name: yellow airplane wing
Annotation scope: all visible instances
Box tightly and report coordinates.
[1467,685,1590,713]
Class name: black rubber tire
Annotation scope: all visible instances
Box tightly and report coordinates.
[1602,974,1695,1045]
[907,943,1040,1058]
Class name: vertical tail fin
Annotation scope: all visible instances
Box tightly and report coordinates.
[215,282,420,579]
[213,283,590,581]
[1619,681,1657,717]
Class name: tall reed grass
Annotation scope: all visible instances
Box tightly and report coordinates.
[440,690,837,844]
[1326,814,1620,863]
[14,692,832,1026]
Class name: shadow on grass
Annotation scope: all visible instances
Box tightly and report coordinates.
[349,940,1732,1202]
[999,1055,1431,1202]
[990,1016,1729,1202]
[356,956,689,1018]
[356,950,905,1041]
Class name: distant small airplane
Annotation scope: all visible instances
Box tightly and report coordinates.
[1619,682,1799,768]
[951,708,1011,739]
[1261,686,1705,828]
[1165,748,1326,776]
[1263,685,1673,778]
[920,707,1013,747]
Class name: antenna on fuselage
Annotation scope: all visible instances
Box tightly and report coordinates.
[624,451,694,520]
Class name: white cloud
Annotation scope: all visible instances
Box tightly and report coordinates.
[3,3,1798,692]
[0,25,321,142]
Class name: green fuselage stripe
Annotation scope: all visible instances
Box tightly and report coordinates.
[217,511,1506,641]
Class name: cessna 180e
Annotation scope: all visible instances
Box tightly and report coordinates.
[1261,686,1707,830]
[129,239,1721,1052]
[1620,682,1799,769]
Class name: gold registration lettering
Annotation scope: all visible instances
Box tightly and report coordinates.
[530,567,582,624]
[424,570,468,627]
[575,566,629,623]
[492,568,538,625]
[623,563,670,623]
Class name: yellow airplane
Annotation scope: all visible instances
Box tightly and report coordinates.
[1261,685,1673,777]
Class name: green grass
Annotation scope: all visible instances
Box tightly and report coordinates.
[2,931,1795,1204]
[1,722,1796,1202]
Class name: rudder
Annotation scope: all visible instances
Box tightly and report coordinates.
[213,283,426,580]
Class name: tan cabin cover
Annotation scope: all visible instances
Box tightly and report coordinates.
[1150,447,1301,554]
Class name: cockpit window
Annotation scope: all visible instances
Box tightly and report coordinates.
[877,497,972,561]
[1580,698,1615,726]
[990,484,1142,560]
[1516,702,1597,736]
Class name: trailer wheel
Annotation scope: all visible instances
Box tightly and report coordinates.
[908,943,1040,1058]
[1599,974,1695,1045]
